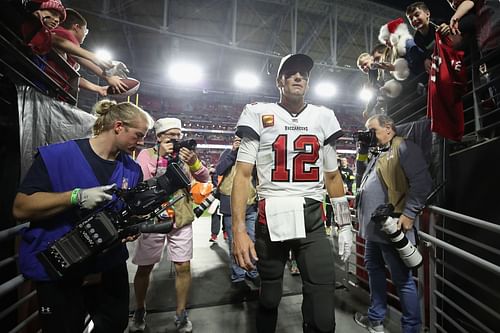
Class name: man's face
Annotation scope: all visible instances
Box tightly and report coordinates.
[277,69,309,99]
[407,8,430,31]
[117,118,149,155]
[358,56,374,74]
[372,51,384,63]
[366,119,393,146]
[340,158,348,167]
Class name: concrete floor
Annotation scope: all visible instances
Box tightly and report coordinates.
[124,215,400,333]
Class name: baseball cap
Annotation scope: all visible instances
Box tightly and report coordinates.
[276,54,314,79]
[154,117,182,136]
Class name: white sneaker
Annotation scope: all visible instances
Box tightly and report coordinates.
[129,308,146,332]
[175,310,193,333]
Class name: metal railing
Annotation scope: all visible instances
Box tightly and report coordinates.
[0,222,40,333]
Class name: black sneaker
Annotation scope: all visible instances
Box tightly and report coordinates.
[354,312,385,333]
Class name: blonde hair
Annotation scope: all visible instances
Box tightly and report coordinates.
[92,100,153,135]
[357,53,371,69]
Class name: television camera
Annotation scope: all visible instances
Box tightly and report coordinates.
[37,159,191,279]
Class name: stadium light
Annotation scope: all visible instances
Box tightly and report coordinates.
[359,87,374,102]
[95,49,112,62]
[314,82,337,98]
[234,71,260,90]
[168,62,203,85]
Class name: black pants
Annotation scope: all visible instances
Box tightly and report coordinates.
[255,198,336,333]
[35,263,129,333]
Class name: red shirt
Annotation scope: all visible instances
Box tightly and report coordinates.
[44,27,79,92]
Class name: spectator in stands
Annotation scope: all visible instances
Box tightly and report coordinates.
[447,1,475,35]
[378,18,427,80]
[20,0,66,55]
[463,0,500,53]
[215,136,259,289]
[44,9,127,96]
[130,117,208,333]
[12,99,152,333]
[357,45,398,119]
[31,0,66,30]
[354,114,432,333]
[232,53,352,332]
[406,2,451,73]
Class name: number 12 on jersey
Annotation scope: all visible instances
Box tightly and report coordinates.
[271,134,320,182]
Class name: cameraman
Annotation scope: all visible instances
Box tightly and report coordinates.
[12,100,152,333]
[354,114,431,333]
[130,117,208,333]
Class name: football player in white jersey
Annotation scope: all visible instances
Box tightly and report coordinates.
[231,53,353,332]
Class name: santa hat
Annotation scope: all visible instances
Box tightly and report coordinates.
[378,18,411,57]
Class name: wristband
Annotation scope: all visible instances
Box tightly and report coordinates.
[70,188,81,206]
[189,159,202,172]
[330,196,352,228]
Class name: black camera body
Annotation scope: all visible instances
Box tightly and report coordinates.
[371,203,423,269]
[171,139,197,153]
[354,128,377,147]
[37,160,191,279]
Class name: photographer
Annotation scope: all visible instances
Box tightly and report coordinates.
[12,100,152,333]
[130,117,208,333]
[353,114,431,333]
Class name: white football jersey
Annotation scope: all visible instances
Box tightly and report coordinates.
[236,102,343,201]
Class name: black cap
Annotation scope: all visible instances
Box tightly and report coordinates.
[276,54,314,79]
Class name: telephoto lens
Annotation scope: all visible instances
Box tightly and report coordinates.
[371,204,423,268]
[193,193,217,218]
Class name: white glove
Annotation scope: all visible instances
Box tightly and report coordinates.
[381,216,399,234]
[78,184,115,210]
[337,225,353,262]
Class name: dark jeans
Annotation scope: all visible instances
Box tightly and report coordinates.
[365,241,420,333]
[223,209,259,282]
[35,263,129,333]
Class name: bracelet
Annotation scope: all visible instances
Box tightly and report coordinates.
[189,159,202,172]
[70,188,81,206]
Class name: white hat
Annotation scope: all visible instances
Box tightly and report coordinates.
[276,54,314,79]
[154,117,182,136]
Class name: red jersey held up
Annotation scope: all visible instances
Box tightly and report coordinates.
[427,32,467,141]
